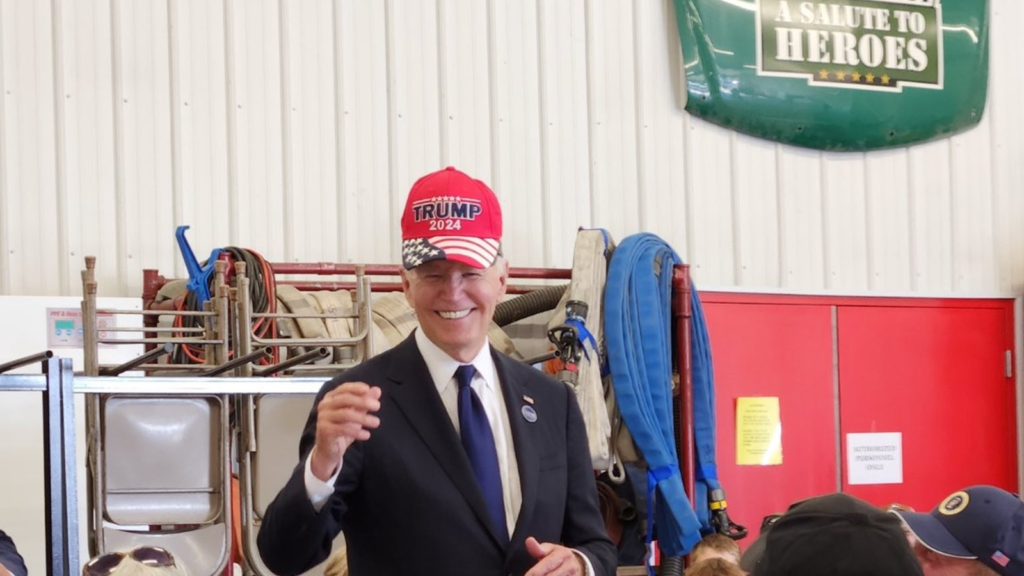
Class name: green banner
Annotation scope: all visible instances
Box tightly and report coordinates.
[675,0,987,150]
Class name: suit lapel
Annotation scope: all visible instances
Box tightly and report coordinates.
[493,350,540,547]
[386,336,507,548]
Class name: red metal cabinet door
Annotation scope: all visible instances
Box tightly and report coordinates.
[837,304,1017,510]
[703,300,838,547]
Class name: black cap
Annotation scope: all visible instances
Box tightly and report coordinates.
[744,493,922,576]
[738,514,780,573]
[893,485,1024,576]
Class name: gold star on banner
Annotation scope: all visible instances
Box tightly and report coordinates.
[881,74,891,85]
[852,72,861,82]
[819,69,829,79]
[865,73,875,83]
[835,71,846,80]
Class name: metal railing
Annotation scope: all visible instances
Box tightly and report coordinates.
[0,355,78,576]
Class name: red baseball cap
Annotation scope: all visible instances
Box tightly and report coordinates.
[400,166,503,270]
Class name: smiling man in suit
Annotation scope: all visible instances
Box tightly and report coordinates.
[257,167,616,576]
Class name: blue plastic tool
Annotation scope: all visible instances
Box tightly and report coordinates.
[174,225,223,305]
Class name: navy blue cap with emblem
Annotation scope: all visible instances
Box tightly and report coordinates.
[892,485,1024,576]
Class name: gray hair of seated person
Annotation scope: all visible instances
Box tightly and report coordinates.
[912,543,1000,576]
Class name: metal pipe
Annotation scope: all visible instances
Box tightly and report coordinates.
[58,358,79,575]
[83,257,99,376]
[82,258,102,557]
[236,266,254,376]
[234,262,260,457]
[97,338,224,345]
[73,376,326,395]
[360,274,374,360]
[251,310,361,320]
[99,308,213,317]
[42,357,73,575]
[0,351,53,374]
[215,281,231,366]
[269,262,572,280]
[95,363,216,373]
[214,261,230,367]
[673,264,696,506]
[200,347,271,377]
[254,347,330,377]
[522,349,561,366]
[273,280,543,295]
[261,363,359,373]
[142,268,164,353]
[251,335,368,347]
[99,326,206,333]
[98,343,172,376]
[141,269,166,308]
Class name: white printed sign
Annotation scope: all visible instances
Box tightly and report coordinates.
[846,432,903,485]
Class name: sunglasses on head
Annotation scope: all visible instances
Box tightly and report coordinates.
[83,546,175,576]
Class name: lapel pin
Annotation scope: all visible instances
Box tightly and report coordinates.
[523,395,534,405]
[521,405,538,423]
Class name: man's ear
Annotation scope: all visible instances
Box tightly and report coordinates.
[496,258,510,296]
[400,269,415,307]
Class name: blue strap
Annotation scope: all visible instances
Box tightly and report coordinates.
[564,317,597,361]
[646,471,656,576]
[605,233,703,556]
[645,464,680,575]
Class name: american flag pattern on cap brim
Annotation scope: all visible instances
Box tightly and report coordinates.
[402,237,499,269]
[993,551,1011,568]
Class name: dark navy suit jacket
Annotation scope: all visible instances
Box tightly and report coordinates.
[257,334,616,576]
[0,530,26,576]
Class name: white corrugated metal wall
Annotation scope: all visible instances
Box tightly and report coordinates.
[0,0,1020,298]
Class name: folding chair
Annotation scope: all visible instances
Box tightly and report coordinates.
[88,394,232,576]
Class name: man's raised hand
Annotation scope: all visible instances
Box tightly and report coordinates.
[310,383,382,481]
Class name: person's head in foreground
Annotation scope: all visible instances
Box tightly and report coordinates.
[82,546,190,576]
[741,492,924,576]
[685,557,745,576]
[691,533,741,565]
[891,485,1024,576]
[399,166,508,363]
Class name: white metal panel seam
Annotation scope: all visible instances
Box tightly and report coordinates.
[819,153,831,289]
[223,0,239,244]
[110,0,128,294]
[632,0,648,234]
[384,0,399,261]
[332,0,346,260]
[278,0,294,262]
[435,0,449,165]
[535,0,553,268]
[486,0,500,226]
[0,0,9,294]
[167,0,183,242]
[50,0,71,295]
[583,0,598,229]
[729,132,742,283]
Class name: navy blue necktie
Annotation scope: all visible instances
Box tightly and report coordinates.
[455,364,508,542]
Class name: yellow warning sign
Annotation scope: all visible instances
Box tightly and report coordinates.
[736,397,783,466]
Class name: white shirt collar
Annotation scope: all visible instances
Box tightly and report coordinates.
[414,328,497,395]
